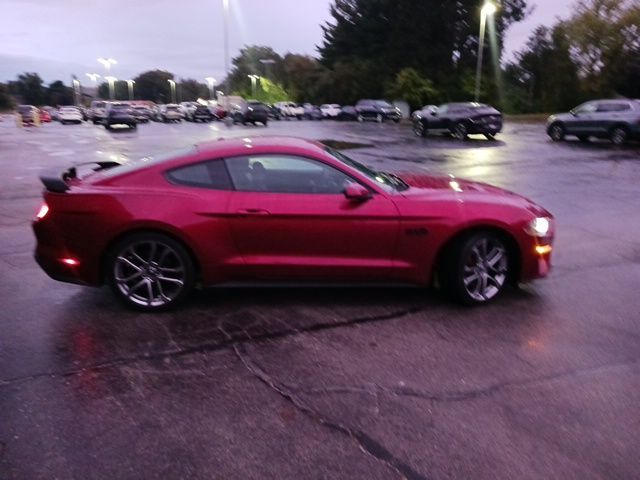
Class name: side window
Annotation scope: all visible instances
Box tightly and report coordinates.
[166,160,232,190]
[576,102,597,114]
[225,155,355,194]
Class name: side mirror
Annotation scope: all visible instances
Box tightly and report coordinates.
[344,183,371,202]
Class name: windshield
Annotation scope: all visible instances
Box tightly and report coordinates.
[375,100,392,108]
[18,106,32,114]
[325,148,408,192]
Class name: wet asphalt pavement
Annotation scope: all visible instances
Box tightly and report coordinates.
[0,117,639,479]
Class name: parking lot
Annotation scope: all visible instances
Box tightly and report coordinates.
[1,118,639,479]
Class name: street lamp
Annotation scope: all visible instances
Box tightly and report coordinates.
[126,80,135,101]
[474,2,497,102]
[97,57,117,73]
[248,75,259,98]
[104,76,117,100]
[205,77,216,99]
[168,79,176,103]
[86,73,101,84]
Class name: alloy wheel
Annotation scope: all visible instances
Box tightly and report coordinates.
[610,127,627,146]
[462,236,508,302]
[113,239,187,308]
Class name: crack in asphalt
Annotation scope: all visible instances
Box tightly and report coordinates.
[0,305,424,388]
[232,343,429,480]
[293,357,640,404]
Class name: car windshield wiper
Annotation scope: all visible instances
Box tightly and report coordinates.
[378,171,409,191]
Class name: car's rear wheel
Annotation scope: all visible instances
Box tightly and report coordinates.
[413,121,426,137]
[376,113,383,123]
[548,123,565,141]
[357,114,364,122]
[108,233,195,311]
[610,126,628,146]
[578,135,590,143]
[440,232,510,305]
[452,122,468,140]
[484,133,496,141]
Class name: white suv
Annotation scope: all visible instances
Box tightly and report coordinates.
[320,104,341,118]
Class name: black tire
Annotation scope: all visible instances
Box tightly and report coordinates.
[548,122,565,142]
[376,113,383,123]
[105,124,111,131]
[610,126,628,146]
[484,133,496,141]
[92,119,97,125]
[452,121,468,140]
[439,232,511,305]
[413,120,426,137]
[107,232,196,311]
[578,135,590,143]
[357,114,364,123]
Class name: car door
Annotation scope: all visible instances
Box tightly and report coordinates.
[225,154,400,282]
[566,101,597,134]
[592,102,632,135]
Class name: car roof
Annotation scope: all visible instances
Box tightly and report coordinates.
[195,136,327,158]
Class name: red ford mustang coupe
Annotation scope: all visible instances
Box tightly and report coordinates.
[33,137,554,311]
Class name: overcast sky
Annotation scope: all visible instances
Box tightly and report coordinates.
[1,0,575,84]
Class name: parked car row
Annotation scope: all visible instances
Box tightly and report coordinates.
[409,98,640,145]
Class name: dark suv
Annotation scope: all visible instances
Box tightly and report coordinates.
[355,99,401,122]
[413,102,502,140]
[547,99,640,145]
[231,101,269,126]
[192,104,213,122]
[104,103,137,130]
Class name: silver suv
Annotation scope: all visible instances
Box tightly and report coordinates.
[547,99,640,145]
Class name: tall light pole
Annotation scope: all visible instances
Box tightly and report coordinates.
[248,75,259,98]
[223,0,230,75]
[474,2,496,102]
[72,79,81,106]
[126,80,135,101]
[104,76,117,100]
[168,79,176,103]
[205,77,216,99]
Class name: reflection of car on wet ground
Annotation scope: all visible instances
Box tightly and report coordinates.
[59,106,83,124]
[413,102,503,140]
[355,99,402,123]
[104,103,137,130]
[546,99,640,145]
[17,105,40,126]
[33,136,554,311]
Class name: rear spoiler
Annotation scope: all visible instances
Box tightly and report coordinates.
[39,160,123,193]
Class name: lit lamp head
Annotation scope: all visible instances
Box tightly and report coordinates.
[481,2,497,16]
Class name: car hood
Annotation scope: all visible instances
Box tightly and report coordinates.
[396,173,550,216]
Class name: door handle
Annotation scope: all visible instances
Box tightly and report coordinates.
[236,208,271,216]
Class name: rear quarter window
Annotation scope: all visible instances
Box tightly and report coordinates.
[166,160,232,190]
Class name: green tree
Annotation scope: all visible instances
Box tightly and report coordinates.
[178,79,207,102]
[385,68,439,110]
[131,70,175,102]
[0,83,14,110]
[226,46,284,94]
[319,0,529,100]
[564,0,640,97]
[13,73,46,105]
[47,80,74,106]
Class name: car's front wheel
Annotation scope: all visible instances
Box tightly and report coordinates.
[413,121,426,137]
[452,122,468,140]
[107,233,196,311]
[440,232,510,305]
[548,123,565,141]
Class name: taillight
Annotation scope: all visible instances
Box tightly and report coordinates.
[36,203,49,220]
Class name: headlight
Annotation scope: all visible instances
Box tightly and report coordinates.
[526,217,551,236]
